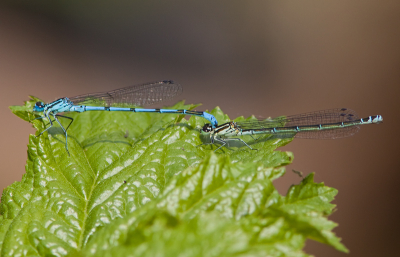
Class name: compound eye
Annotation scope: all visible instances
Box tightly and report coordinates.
[35,102,44,108]
[202,124,212,132]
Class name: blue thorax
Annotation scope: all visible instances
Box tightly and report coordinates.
[33,98,73,114]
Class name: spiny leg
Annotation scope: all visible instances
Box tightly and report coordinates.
[32,110,62,135]
[250,135,262,141]
[42,116,58,128]
[213,137,227,152]
[32,113,73,132]
[53,114,70,155]
[32,114,53,129]
[224,137,257,150]
[196,142,215,148]
[55,114,74,131]
[32,115,47,121]
[37,112,54,137]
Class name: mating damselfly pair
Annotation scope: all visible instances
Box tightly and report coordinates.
[31,80,382,154]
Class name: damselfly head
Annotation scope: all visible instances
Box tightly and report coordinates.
[200,124,213,134]
[33,101,45,112]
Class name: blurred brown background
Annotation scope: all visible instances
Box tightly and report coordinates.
[0,1,399,256]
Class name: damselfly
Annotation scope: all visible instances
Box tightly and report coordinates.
[200,108,383,151]
[32,80,218,154]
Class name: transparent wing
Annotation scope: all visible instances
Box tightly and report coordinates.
[236,108,360,139]
[69,80,182,107]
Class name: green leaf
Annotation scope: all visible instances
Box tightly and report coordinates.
[1,98,347,256]
[78,154,347,257]
[75,211,277,257]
